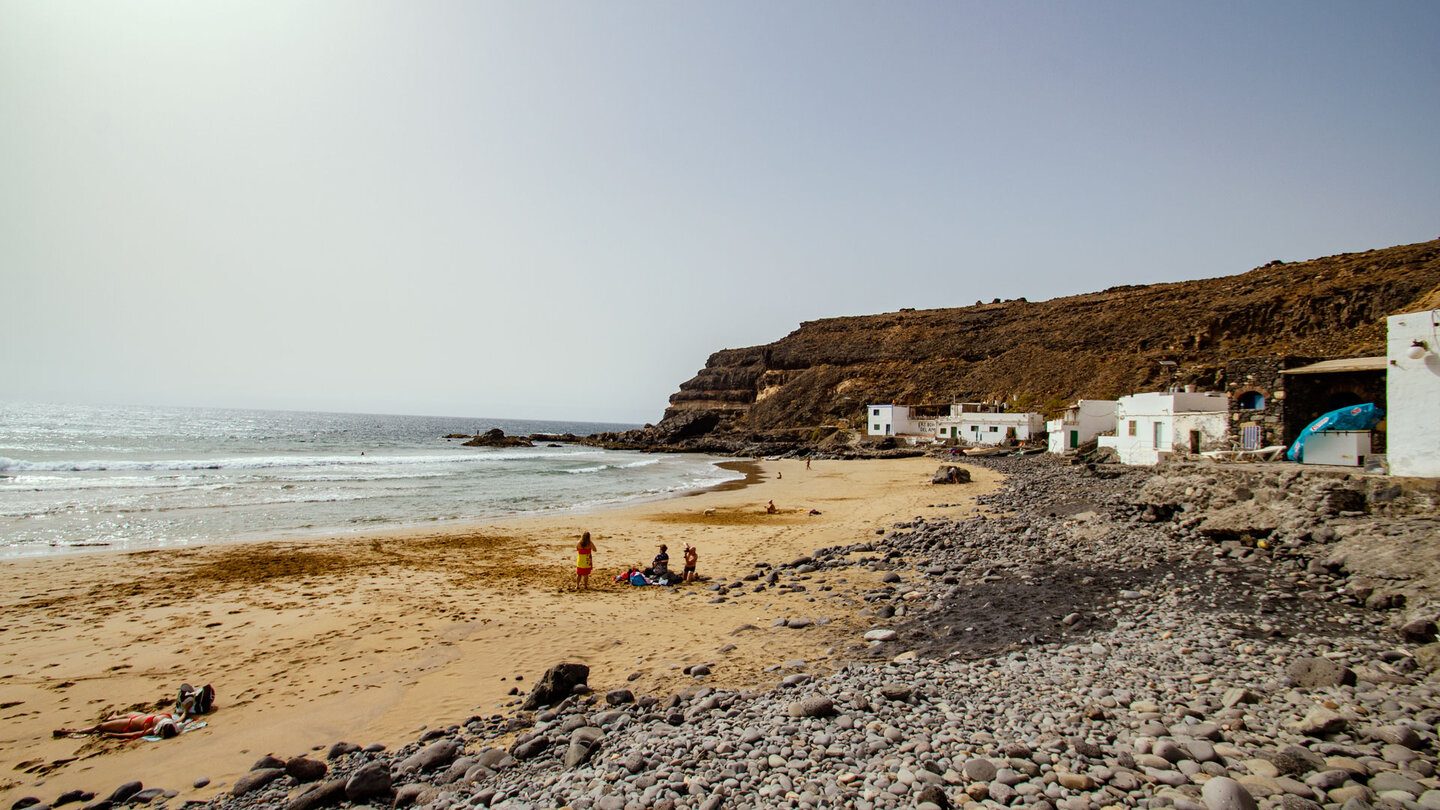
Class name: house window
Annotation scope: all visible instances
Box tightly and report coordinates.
[873,408,880,416]
[873,424,880,432]
[1237,391,1265,410]
[989,426,998,432]
[1128,420,1137,436]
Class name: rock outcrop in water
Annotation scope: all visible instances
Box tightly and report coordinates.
[603,240,1440,452]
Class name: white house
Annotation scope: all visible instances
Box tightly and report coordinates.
[867,402,1043,444]
[866,405,927,438]
[1097,391,1229,466]
[1046,400,1119,454]
[934,403,1044,444]
[1387,309,1440,477]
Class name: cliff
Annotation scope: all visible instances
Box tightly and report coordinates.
[626,240,1440,451]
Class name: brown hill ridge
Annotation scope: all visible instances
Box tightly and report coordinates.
[647,239,1439,444]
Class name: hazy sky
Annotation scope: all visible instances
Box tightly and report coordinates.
[4,2,1438,423]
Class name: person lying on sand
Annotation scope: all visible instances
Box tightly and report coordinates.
[54,712,180,739]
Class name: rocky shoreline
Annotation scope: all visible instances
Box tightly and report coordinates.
[25,457,1438,810]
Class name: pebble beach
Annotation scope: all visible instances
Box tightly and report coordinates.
[5,455,1439,810]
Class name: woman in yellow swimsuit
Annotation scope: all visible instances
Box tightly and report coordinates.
[575,532,597,590]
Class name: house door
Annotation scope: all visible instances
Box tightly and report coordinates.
[1189,430,1201,454]
[1153,422,1164,449]
[1069,430,1079,448]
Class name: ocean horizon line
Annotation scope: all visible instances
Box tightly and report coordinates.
[0,398,647,433]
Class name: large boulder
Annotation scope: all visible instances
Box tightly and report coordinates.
[344,761,392,801]
[397,739,460,773]
[521,663,590,710]
[932,466,972,485]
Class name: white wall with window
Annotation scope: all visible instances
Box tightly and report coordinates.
[1047,400,1119,454]
[1097,392,1229,465]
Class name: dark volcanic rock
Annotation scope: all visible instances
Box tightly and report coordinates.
[231,769,283,796]
[463,428,533,448]
[343,761,391,802]
[521,663,590,710]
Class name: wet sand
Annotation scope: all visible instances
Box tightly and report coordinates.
[0,457,999,805]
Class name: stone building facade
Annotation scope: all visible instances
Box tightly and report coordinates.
[1224,356,1387,452]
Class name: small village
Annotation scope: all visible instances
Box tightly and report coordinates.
[867,307,1439,478]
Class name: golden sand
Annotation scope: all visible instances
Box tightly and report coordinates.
[0,457,999,804]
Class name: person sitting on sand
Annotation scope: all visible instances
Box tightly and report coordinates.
[575,532,597,590]
[55,712,180,739]
[683,544,698,582]
[650,544,670,578]
[766,499,778,514]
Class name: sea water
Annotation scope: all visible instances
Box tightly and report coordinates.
[0,402,741,558]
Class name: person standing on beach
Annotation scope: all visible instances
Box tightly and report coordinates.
[575,532,596,590]
[683,544,698,582]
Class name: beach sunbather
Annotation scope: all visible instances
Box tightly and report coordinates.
[54,712,180,739]
[575,532,597,590]
[766,499,778,514]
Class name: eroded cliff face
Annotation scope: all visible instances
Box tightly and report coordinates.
[662,240,1440,432]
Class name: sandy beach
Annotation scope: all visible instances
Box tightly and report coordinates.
[0,456,999,805]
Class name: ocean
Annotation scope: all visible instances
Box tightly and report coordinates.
[0,402,742,558]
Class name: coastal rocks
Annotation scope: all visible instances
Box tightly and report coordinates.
[343,761,391,801]
[1203,777,1259,810]
[397,739,459,773]
[1286,657,1357,688]
[786,695,835,718]
[284,756,327,782]
[1291,706,1348,736]
[462,429,533,448]
[103,783,143,804]
[932,466,971,485]
[231,768,284,796]
[284,779,346,810]
[520,662,589,710]
[563,726,604,768]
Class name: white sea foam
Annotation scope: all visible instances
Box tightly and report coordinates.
[0,451,570,473]
[0,403,742,558]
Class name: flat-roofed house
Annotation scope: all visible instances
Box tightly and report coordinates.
[1046,400,1119,454]
[1097,391,1229,466]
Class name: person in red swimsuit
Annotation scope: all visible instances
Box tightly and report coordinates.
[54,712,179,739]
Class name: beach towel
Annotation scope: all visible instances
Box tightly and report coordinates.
[142,720,206,741]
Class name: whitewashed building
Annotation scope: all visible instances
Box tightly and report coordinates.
[866,403,1043,445]
[1097,391,1229,466]
[1386,309,1440,477]
[1046,400,1119,454]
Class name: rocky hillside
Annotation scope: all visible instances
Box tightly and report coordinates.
[660,240,1440,435]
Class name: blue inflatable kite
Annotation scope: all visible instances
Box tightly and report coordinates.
[1287,403,1384,462]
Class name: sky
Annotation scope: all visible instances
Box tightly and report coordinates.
[3,2,1438,424]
